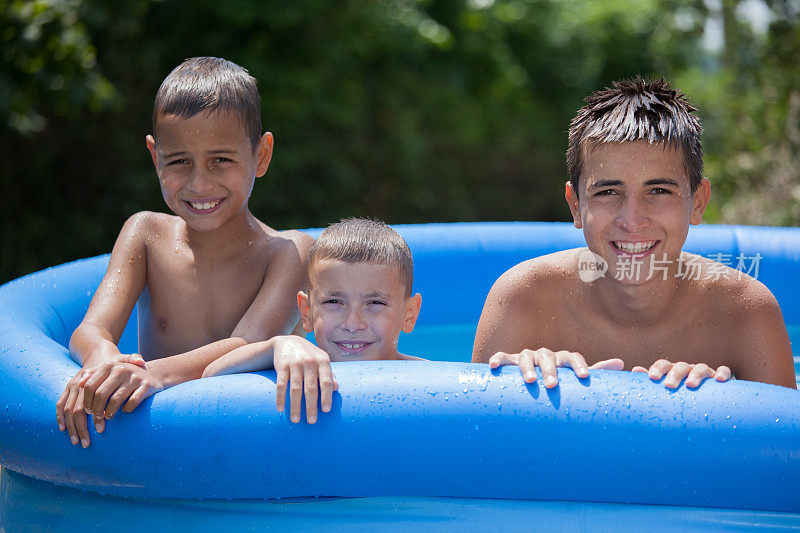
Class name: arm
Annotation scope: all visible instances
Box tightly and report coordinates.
[57,214,150,447]
[471,266,620,387]
[730,285,796,388]
[204,336,338,424]
[79,232,315,427]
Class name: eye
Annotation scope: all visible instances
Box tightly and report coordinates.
[212,156,233,164]
[367,299,387,306]
[593,188,617,197]
[650,187,671,195]
[166,158,189,167]
[322,298,342,305]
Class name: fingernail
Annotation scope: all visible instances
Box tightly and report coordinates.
[58,423,64,431]
[71,436,78,445]
[291,415,299,423]
[308,417,316,424]
[546,377,557,388]
[524,372,534,382]
[81,438,89,448]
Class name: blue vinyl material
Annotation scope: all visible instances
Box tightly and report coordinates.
[1,222,799,529]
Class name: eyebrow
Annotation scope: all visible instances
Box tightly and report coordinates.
[161,150,190,159]
[587,177,681,189]
[321,290,392,299]
[160,149,238,159]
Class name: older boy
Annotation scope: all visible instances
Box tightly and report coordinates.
[57,57,313,447]
[473,77,796,390]
[204,218,423,424]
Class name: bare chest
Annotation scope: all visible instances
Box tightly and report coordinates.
[137,245,269,358]
[543,302,734,369]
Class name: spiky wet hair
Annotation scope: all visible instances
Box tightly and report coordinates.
[152,57,262,149]
[566,77,703,196]
[308,218,414,296]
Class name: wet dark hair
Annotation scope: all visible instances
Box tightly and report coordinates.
[308,218,414,296]
[152,57,262,149]
[567,77,703,197]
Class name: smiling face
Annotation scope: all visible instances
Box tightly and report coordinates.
[299,259,421,362]
[146,109,272,234]
[566,140,710,285]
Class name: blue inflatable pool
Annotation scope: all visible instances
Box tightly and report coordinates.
[1,222,799,531]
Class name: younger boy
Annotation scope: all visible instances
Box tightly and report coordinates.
[473,77,796,390]
[203,218,423,424]
[57,57,313,447]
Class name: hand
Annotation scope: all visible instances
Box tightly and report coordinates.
[632,359,732,389]
[274,338,338,424]
[56,353,146,447]
[489,348,624,388]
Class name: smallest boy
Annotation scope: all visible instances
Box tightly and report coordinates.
[204,218,424,423]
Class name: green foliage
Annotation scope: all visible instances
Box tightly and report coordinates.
[1,0,798,282]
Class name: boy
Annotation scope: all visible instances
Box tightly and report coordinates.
[56,57,313,447]
[203,218,424,424]
[472,77,796,390]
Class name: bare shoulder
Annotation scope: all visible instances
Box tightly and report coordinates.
[489,249,583,306]
[473,249,583,362]
[689,254,794,387]
[253,222,314,260]
[689,254,781,316]
[119,211,182,245]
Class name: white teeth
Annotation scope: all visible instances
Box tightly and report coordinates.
[189,200,220,210]
[615,241,656,253]
[340,342,366,350]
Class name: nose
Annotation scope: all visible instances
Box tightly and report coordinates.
[186,168,214,195]
[342,305,366,332]
[615,194,651,232]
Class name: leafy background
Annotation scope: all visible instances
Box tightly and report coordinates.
[2,0,798,283]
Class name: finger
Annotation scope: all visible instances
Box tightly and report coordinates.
[664,361,692,389]
[73,389,91,448]
[61,389,80,445]
[90,373,128,417]
[591,358,625,371]
[318,363,335,413]
[537,350,558,388]
[631,366,648,373]
[289,365,303,423]
[81,366,112,413]
[77,368,93,388]
[559,351,589,378]
[275,369,289,413]
[648,359,673,381]
[121,386,150,413]
[488,351,517,369]
[94,414,105,434]
[122,353,146,368]
[715,366,732,382]
[56,385,72,432]
[517,351,537,383]
[303,364,320,424]
[685,363,714,389]
[105,383,136,419]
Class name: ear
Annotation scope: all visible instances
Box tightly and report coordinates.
[146,135,158,168]
[689,177,711,225]
[297,291,314,333]
[565,181,582,229]
[255,132,274,177]
[401,293,422,334]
